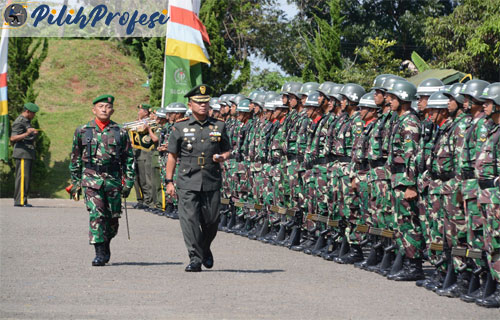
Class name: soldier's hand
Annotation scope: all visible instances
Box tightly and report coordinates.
[157,145,167,152]
[166,182,176,198]
[70,185,81,201]
[404,186,418,201]
[27,128,38,136]
[213,154,225,163]
[122,186,132,198]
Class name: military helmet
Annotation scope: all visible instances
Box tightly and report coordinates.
[253,91,268,108]
[248,90,261,102]
[155,107,168,118]
[426,92,449,109]
[328,83,344,101]
[479,82,500,106]
[416,78,445,97]
[218,94,230,106]
[358,92,379,109]
[339,83,366,103]
[317,81,336,97]
[230,93,247,106]
[371,74,396,91]
[285,82,303,98]
[265,91,280,102]
[275,95,289,109]
[461,79,490,101]
[263,94,278,111]
[209,97,218,107]
[185,109,193,116]
[380,76,405,92]
[166,102,187,113]
[386,80,417,102]
[443,83,465,104]
[237,99,251,112]
[299,82,320,97]
[304,92,320,107]
[210,97,221,111]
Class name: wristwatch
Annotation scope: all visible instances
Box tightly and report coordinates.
[165,179,174,184]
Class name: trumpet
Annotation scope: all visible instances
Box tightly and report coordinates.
[122,118,157,132]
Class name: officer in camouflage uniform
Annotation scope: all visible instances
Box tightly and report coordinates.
[384,80,425,281]
[69,94,135,266]
[456,80,492,301]
[475,82,500,308]
[330,83,366,264]
[151,107,169,215]
[10,102,40,207]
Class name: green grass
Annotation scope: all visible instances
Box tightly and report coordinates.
[34,39,150,199]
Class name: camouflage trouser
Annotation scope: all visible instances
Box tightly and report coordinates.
[392,187,424,259]
[427,193,445,268]
[337,162,353,219]
[349,171,369,245]
[229,160,239,203]
[221,162,231,200]
[260,164,273,206]
[287,160,299,208]
[250,162,262,205]
[466,199,486,267]
[314,164,330,216]
[417,188,431,247]
[85,186,121,244]
[329,162,341,220]
[303,168,315,214]
[280,159,290,208]
[443,192,467,272]
[270,162,285,207]
[481,203,500,282]
[368,178,393,230]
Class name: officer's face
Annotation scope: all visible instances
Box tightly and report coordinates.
[189,100,209,118]
[448,98,459,114]
[374,90,385,105]
[289,95,298,108]
[418,96,429,111]
[137,108,149,119]
[340,96,348,110]
[282,94,289,106]
[230,103,237,116]
[93,102,114,121]
[249,102,255,113]
[25,110,36,120]
[484,100,495,116]
[301,95,308,106]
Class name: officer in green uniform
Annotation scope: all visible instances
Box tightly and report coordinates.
[10,102,39,207]
[165,84,231,272]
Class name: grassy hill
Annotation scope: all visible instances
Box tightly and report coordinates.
[34,39,149,199]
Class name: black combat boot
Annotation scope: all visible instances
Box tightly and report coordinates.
[355,244,381,270]
[475,273,498,307]
[391,258,425,281]
[92,243,106,266]
[311,230,329,256]
[436,270,470,298]
[103,239,111,264]
[371,240,396,275]
[460,271,484,302]
[335,244,364,264]
[170,206,179,219]
[476,280,500,308]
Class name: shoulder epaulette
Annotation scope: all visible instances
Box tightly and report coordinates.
[216,117,225,122]
[176,117,189,123]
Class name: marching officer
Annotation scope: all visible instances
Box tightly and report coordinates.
[10,103,39,207]
[165,85,231,272]
[69,94,135,266]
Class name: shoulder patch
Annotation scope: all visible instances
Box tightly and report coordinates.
[176,117,189,123]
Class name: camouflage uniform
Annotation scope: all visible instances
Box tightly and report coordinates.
[69,120,135,244]
[386,110,424,259]
[475,122,500,282]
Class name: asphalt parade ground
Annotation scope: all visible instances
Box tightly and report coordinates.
[0,198,498,319]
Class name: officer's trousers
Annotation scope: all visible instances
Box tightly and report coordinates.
[14,158,33,206]
[177,188,221,264]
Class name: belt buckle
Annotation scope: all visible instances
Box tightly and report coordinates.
[197,156,205,166]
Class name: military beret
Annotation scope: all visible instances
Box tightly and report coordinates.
[92,94,114,105]
[184,84,212,103]
[138,104,152,111]
[24,102,39,113]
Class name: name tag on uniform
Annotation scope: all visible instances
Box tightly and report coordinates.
[184,133,195,137]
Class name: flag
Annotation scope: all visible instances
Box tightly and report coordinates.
[0,27,9,162]
[161,0,210,106]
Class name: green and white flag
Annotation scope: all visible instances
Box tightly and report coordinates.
[162,56,202,106]
[0,26,10,162]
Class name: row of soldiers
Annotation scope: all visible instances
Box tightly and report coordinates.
[209,76,500,308]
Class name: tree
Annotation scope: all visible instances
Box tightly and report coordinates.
[143,37,164,108]
[304,0,342,82]
[424,0,500,81]
[1,38,50,197]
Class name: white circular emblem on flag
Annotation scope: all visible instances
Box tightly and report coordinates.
[174,68,187,85]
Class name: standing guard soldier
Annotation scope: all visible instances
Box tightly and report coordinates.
[385,80,425,281]
[10,103,39,207]
[165,85,231,272]
[475,82,500,308]
[69,94,135,266]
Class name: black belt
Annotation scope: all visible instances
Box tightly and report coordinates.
[313,155,335,165]
[430,172,454,182]
[84,163,120,174]
[334,156,351,163]
[358,161,369,171]
[390,164,405,174]
[461,170,474,180]
[287,154,304,162]
[369,158,387,168]
[182,155,215,166]
[479,179,496,189]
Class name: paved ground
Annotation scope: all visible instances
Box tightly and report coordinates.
[0,198,498,319]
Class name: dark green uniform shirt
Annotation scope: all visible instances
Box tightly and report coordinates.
[167,115,231,191]
[11,115,36,159]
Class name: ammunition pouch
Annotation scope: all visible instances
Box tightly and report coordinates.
[478,179,496,190]
[358,161,369,171]
[313,155,336,165]
[461,170,474,180]
[390,164,405,174]
[430,172,454,182]
[369,158,387,168]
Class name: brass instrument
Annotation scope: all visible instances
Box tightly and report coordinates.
[122,118,157,132]
[122,118,159,151]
